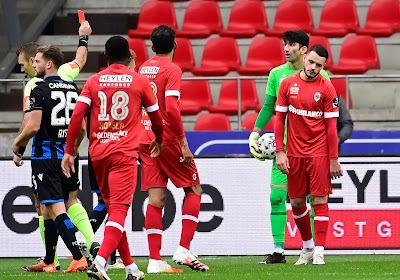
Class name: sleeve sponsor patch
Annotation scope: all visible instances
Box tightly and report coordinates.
[68,62,79,69]
[333,98,339,108]
[23,96,30,111]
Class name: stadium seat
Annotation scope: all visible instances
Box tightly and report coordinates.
[219,1,267,38]
[311,0,359,38]
[179,80,213,115]
[330,78,353,109]
[126,38,148,72]
[356,0,400,37]
[209,79,259,115]
[194,113,231,131]
[265,0,313,36]
[329,35,380,75]
[308,36,333,70]
[173,38,195,73]
[176,1,222,39]
[191,37,241,76]
[127,1,177,39]
[241,113,275,131]
[237,37,285,76]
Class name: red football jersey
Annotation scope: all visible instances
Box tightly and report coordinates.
[139,56,182,145]
[78,64,158,160]
[275,72,339,157]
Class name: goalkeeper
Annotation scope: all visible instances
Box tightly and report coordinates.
[249,30,330,264]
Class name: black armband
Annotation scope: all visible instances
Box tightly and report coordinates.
[78,35,89,48]
[18,146,26,156]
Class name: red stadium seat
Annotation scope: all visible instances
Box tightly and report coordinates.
[194,113,231,131]
[237,37,285,76]
[209,79,259,115]
[308,36,333,70]
[329,35,380,75]
[357,0,400,37]
[219,1,267,38]
[179,80,213,115]
[265,0,313,36]
[126,38,148,72]
[173,38,195,73]
[330,78,353,109]
[176,1,222,39]
[127,1,177,39]
[191,37,241,76]
[241,113,275,131]
[311,0,359,38]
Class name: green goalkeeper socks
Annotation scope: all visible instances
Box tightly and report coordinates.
[270,188,288,249]
[67,203,96,245]
[309,194,315,240]
[39,215,59,264]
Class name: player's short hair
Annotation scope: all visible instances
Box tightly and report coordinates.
[36,45,64,69]
[105,36,130,62]
[308,44,329,62]
[16,42,40,58]
[151,25,176,54]
[282,30,309,48]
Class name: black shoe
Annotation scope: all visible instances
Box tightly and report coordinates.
[89,241,101,260]
[258,252,286,264]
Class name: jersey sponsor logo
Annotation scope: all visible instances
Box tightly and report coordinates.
[29,97,35,107]
[140,67,160,74]
[290,86,299,95]
[333,98,339,108]
[48,83,76,90]
[288,105,323,118]
[314,92,321,102]
[141,119,152,130]
[99,75,132,83]
[96,130,128,143]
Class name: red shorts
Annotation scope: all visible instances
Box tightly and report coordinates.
[139,143,200,191]
[287,156,332,198]
[92,153,138,206]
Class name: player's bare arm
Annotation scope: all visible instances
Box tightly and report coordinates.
[62,99,90,178]
[330,159,343,180]
[73,120,87,157]
[72,21,92,69]
[275,151,289,174]
[179,137,193,166]
[12,110,42,157]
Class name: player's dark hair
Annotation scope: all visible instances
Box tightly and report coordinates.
[105,36,130,62]
[308,44,329,61]
[151,25,176,54]
[16,42,40,58]
[37,45,64,69]
[282,30,309,48]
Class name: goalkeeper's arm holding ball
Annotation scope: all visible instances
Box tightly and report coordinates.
[249,94,277,161]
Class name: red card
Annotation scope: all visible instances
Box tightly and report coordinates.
[78,10,85,24]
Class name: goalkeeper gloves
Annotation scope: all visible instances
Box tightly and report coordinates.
[249,132,264,161]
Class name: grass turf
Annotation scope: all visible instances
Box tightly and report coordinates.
[1,255,399,280]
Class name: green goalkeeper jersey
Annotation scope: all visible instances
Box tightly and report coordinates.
[255,62,330,130]
[23,62,80,113]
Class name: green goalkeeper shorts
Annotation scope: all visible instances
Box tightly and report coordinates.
[270,158,288,186]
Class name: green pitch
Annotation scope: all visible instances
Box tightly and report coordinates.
[1,255,399,280]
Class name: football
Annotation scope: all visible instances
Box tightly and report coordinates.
[258,133,276,159]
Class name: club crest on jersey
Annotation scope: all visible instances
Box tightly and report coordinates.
[333,98,339,108]
[314,92,321,101]
[290,86,299,95]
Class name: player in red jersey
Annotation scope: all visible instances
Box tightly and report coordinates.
[274,45,343,265]
[62,36,164,280]
[139,25,209,273]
